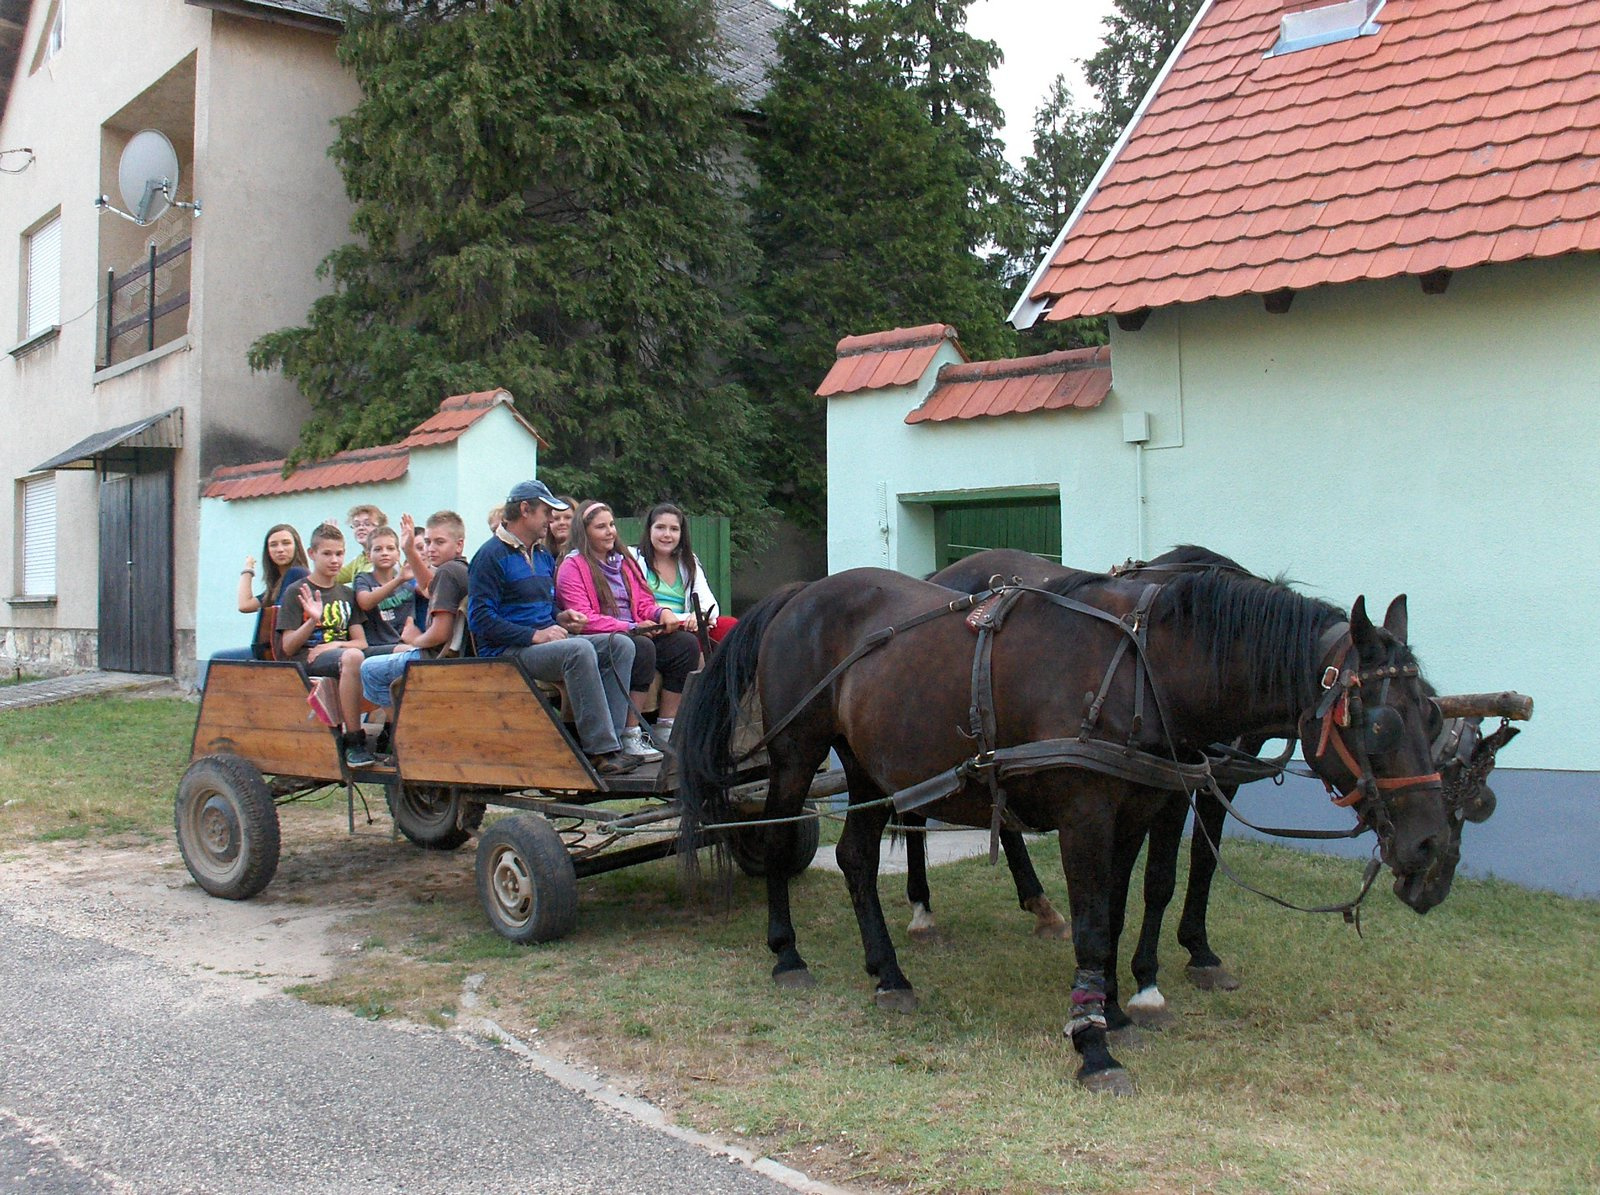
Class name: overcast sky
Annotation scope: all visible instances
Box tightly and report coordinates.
[965,0,1120,164]
[764,0,1122,165]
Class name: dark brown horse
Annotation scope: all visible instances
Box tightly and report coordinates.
[921,546,1508,1028]
[676,566,1454,1092]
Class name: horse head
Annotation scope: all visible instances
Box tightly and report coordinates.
[1298,595,1455,914]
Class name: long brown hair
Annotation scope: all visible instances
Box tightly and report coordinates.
[260,524,309,603]
[635,502,699,590]
[571,500,626,617]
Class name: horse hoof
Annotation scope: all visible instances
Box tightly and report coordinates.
[874,987,918,1013]
[908,925,947,946]
[1031,919,1071,941]
[1187,965,1241,992]
[1079,1068,1135,1096]
[773,967,817,990]
[1127,1006,1175,1030]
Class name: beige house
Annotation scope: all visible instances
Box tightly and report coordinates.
[0,0,357,683]
[0,0,781,685]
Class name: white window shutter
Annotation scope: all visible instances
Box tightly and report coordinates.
[26,216,61,338]
[22,474,56,595]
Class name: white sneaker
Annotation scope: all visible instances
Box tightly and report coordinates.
[620,727,663,763]
[653,719,673,746]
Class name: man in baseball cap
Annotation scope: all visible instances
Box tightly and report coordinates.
[468,480,638,775]
[504,479,569,511]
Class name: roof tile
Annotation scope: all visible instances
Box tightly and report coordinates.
[816,324,965,398]
[903,346,1111,425]
[204,387,544,500]
[1032,0,1600,321]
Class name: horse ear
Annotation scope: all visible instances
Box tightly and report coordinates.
[1350,595,1380,661]
[1382,594,1409,644]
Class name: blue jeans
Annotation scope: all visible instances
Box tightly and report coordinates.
[360,648,418,708]
[513,633,633,756]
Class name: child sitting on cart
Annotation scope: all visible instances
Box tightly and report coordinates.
[351,511,471,767]
[277,523,370,766]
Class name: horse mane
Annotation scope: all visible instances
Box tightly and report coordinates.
[1040,570,1114,599]
[1152,570,1348,707]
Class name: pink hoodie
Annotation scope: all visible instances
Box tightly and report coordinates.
[555,552,664,634]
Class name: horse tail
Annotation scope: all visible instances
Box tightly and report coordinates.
[675,580,810,872]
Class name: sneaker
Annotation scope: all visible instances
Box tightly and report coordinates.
[345,742,377,769]
[620,727,664,763]
[652,719,673,746]
[590,750,641,776]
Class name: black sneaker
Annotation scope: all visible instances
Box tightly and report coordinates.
[589,750,641,776]
[344,734,377,769]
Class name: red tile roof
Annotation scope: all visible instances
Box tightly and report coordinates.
[204,388,539,500]
[815,324,966,397]
[1025,0,1600,322]
[906,346,1111,424]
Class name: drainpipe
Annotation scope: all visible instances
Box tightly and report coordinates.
[1123,413,1151,558]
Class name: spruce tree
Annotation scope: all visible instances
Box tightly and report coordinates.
[249,0,771,545]
[745,0,1016,522]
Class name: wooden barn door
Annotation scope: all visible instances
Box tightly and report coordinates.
[933,497,1062,569]
[98,469,173,674]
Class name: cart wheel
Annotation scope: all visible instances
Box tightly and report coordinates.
[175,754,279,900]
[387,783,484,851]
[475,815,578,944]
[727,814,821,879]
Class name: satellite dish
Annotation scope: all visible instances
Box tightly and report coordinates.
[118,130,180,225]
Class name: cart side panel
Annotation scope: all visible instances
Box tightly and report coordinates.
[394,659,597,791]
[191,661,344,780]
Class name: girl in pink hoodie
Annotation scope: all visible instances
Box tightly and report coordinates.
[556,501,700,753]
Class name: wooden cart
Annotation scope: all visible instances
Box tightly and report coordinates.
[176,658,838,943]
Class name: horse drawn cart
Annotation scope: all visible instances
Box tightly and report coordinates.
[176,658,839,943]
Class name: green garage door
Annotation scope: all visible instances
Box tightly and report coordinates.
[933,497,1062,569]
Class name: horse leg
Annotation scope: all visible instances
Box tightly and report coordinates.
[1181,784,1241,992]
[764,743,829,989]
[836,749,916,1011]
[1000,828,1069,938]
[1126,793,1185,1027]
[1054,779,1134,1095]
[901,812,941,943]
[1100,808,1150,1034]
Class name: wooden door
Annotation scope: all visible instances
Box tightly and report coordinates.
[933,498,1063,569]
[98,469,173,674]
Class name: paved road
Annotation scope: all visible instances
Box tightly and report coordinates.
[0,911,817,1194]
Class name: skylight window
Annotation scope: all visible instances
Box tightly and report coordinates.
[1267,0,1384,57]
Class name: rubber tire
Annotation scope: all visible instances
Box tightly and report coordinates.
[727,814,821,879]
[475,815,578,945]
[387,783,484,851]
[175,754,280,900]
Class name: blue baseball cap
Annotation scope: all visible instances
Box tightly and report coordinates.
[506,479,568,510]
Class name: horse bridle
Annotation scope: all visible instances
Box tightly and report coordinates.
[1302,623,1442,821]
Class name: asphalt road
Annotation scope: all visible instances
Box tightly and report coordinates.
[0,911,817,1194]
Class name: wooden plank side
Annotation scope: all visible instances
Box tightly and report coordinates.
[191,663,342,779]
[396,660,595,791]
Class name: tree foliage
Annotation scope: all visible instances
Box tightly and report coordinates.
[1000,0,1201,351]
[249,0,771,546]
[1083,0,1202,145]
[744,0,1016,521]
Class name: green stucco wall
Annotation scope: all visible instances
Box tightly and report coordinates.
[195,405,538,666]
[827,254,1598,770]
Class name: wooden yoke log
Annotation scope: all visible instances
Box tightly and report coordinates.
[1434,691,1534,721]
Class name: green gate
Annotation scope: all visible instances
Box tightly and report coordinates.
[932,497,1062,569]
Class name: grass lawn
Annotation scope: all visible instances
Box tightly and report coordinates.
[0,695,197,841]
[5,696,1596,1192]
[307,822,1600,1194]
[0,671,43,686]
